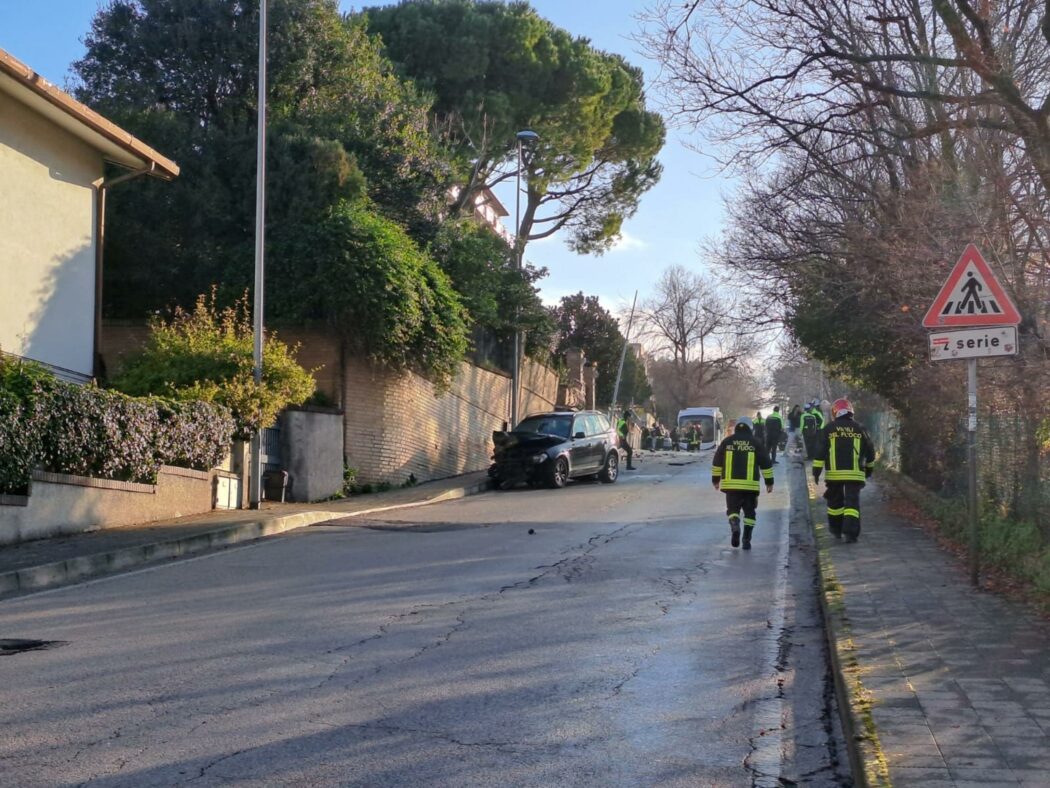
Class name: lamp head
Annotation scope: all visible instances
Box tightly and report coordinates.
[516,129,540,145]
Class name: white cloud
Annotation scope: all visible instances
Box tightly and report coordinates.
[609,231,647,253]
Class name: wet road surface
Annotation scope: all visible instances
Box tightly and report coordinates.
[0,451,850,786]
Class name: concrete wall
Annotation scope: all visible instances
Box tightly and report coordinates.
[280,408,344,502]
[0,466,214,546]
[343,356,559,485]
[0,89,100,377]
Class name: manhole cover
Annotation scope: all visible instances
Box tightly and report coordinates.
[0,639,67,656]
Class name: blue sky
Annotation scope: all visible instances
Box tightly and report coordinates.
[0,0,733,315]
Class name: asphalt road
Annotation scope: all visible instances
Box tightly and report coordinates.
[0,450,850,787]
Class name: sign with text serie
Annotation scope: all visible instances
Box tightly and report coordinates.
[929,326,1017,361]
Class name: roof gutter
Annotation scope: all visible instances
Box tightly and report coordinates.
[0,48,180,179]
[93,162,159,379]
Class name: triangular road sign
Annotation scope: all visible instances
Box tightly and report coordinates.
[923,244,1021,328]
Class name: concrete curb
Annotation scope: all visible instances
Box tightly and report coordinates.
[800,461,890,787]
[0,478,494,599]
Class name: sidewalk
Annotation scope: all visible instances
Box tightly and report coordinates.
[804,460,1050,787]
[0,470,492,599]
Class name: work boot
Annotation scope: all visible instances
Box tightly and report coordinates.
[828,523,842,539]
[730,519,741,548]
[742,525,754,550]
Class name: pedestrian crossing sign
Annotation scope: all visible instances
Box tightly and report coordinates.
[922,244,1021,328]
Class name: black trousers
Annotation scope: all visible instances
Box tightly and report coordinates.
[802,427,816,459]
[767,430,781,462]
[725,490,758,529]
[620,438,633,467]
[825,481,864,538]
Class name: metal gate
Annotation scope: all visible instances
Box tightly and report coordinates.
[260,425,282,471]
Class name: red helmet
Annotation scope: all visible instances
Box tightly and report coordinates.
[832,398,853,418]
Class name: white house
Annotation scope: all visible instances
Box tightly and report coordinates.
[0,47,178,381]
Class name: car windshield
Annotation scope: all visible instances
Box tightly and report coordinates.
[514,415,572,439]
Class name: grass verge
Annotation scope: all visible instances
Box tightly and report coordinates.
[883,470,1050,614]
[806,470,892,787]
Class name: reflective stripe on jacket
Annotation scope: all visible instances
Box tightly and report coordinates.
[712,432,774,492]
[813,416,876,482]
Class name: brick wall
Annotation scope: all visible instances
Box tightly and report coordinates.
[270,328,342,406]
[519,358,560,420]
[102,323,561,486]
[343,356,559,485]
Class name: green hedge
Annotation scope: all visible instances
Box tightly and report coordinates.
[0,356,234,495]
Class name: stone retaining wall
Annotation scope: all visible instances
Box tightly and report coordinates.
[0,466,215,545]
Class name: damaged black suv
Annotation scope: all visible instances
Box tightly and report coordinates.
[489,410,620,489]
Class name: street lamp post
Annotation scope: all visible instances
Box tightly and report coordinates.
[248,0,268,509]
[511,129,539,428]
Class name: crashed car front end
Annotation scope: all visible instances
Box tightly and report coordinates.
[488,431,562,486]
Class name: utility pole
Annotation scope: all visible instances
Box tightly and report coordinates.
[510,129,539,427]
[248,0,267,509]
[610,291,639,415]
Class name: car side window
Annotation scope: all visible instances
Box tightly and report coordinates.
[572,416,587,437]
[581,415,600,436]
[593,414,610,434]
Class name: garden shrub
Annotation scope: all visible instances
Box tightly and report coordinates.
[0,352,234,493]
[0,355,55,494]
[0,390,40,495]
[271,201,470,389]
[110,291,316,437]
[155,399,234,472]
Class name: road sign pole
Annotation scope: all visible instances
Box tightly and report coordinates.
[967,358,979,587]
[922,244,1019,588]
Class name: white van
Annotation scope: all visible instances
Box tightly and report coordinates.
[676,407,724,450]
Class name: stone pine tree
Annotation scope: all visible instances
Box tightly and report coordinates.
[362,0,666,255]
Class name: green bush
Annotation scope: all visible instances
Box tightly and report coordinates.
[271,201,470,388]
[0,356,54,494]
[0,391,39,495]
[0,353,235,494]
[155,399,233,471]
[110,291,316,437]
[40,385,161,482]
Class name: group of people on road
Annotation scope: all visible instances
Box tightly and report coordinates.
[640,421,705,452]
[711,398,875,550]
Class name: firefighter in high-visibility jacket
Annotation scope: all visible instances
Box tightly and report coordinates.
[813,400,826,431]
[813,399,876,543]
[712,416,774,550]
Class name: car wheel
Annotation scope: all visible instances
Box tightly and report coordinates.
[547,456,569,489]
[599,451,619,483]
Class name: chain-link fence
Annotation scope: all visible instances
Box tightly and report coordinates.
[909,410,1050,549]
[975,413,1048,534]
[864,410,901,472]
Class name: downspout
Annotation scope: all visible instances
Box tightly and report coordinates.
[93,161,157,380]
